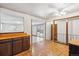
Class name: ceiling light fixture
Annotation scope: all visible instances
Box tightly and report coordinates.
[55,11,66,16]
[55,13,61,16]
[60,11,66,15]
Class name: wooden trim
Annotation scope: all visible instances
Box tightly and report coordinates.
[66,21,68,44]
[0,32,24,34]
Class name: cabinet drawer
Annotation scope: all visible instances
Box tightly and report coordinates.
[69,44,79,56]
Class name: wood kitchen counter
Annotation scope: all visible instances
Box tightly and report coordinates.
[0,32,30,40]
[69,40,79,46]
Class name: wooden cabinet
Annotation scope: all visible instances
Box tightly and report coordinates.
[12,38,22,55]
[0,34,30,56]
[23,36,30,51]
[69,40,79,56]
[0,39,12,56]
[69,44,79,56]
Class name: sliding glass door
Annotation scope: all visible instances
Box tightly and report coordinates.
[56,20,66,44]
[68,19,79,41]
[54,17,79,44]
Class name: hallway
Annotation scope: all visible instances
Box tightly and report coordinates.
[16,40,68,56]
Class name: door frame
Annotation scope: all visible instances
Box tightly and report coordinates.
[53,19,68,44]
[31,19,46,43]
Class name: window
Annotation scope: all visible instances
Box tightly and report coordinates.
[0,12,24,33]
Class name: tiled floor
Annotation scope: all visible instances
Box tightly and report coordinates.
[16,40,69,56]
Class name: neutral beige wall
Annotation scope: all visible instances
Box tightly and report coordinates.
[46,21,53,40]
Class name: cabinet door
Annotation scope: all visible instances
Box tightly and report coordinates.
[69,44,79,56]
[23,36,30,51]
[12,38,22,55]
[0,39,12,56]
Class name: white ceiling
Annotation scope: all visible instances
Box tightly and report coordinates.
[0,3,79,19]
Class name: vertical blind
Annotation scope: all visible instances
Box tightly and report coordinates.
[56,20,66,43]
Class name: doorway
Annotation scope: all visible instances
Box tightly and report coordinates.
[31,20,46,43]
